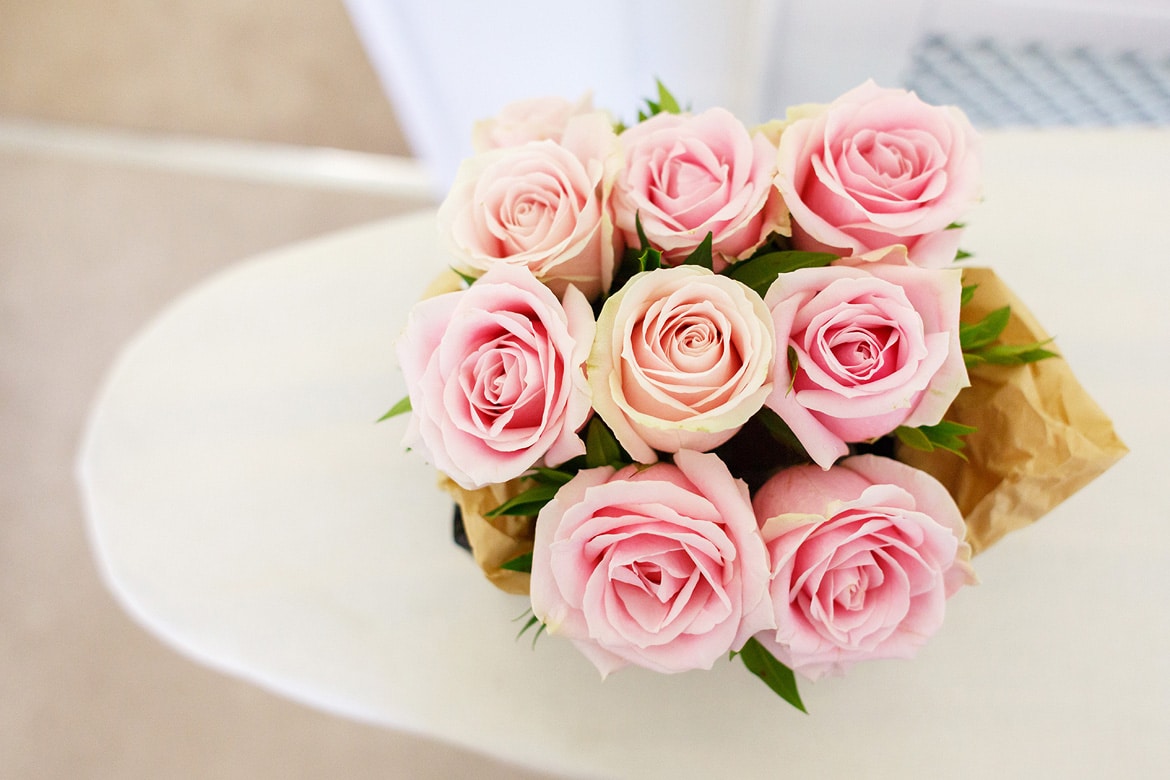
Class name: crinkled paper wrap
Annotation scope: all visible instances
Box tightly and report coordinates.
[897,267,1127,554]
[421,267,1127,591]
[440,477,534,594]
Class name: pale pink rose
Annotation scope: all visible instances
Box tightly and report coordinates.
[752,455,976,680]
[764,264,968,469]
[613,108,788,270]
[775,81,981,268]
[472,93,597,152]
[439,112,621,300]
[396,264,594,490]
[589,266,774,462]
[530,450,775,675]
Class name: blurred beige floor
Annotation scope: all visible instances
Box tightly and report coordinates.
[0,0,410,155]
[0,2,555,777]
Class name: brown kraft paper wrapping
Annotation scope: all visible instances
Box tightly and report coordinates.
[897,267,1127,554]
[440,477,534,594]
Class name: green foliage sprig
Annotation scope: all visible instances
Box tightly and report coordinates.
[960,285,1058,367]
[377,395,411,422]
[501,552,533,573]
[484,418,629,520]
[637,79,684,121]
[733,638,807,713]
[513,608,547,647]
[724,251,836,297]
[895,420,978,459]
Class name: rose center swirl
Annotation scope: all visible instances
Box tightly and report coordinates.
[646,142,728,223]
[607,541,721,634]
[848,129,919,183]
[637,301,737,379]
[462,331,548,434]
[821,324,898,383]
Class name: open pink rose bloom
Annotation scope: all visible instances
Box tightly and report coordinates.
[530,450,773,675]
[752,456,975,680]
[765,263,969,468]
[390,83,1125,709]
[397,263,595,490]
[439,111,620,300]
[613,107,788,269]
[589,266,774,461]
[775,80,981,268]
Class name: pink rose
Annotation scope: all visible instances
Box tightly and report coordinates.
[530,450,774,675]
[775,81,981,268]
[589,266,774,461]
[472,93,597,152]
[613,108,788,270]
[439,112,621,300]
[396,264,594,489]
[752,455,975,680]
[764,264,968,469]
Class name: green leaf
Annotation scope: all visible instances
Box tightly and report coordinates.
[894,420,978,459]
[967,340,1058,367]
[529,467,575,486]
[516,614,539,639]
[959,292,1058,367]
[960,283,978,307]
[484,483,560,518]
[451,267,478,286]
[894,424,932,451]
[755,406,809,457]
[954,249,973,261]
[637,80,685,121]
[612,250,644,293]
[612,247,662,294]
[512,609,547,647]
[786,345,799,396]
[634,211,652,249]
[633,213,661,270]
[681,232,714,271]
[655,79,682,114]
[376,395,411,422]
[725,251,837,297]
[639,245,662,273]
[946,221,966,230]
[959,305,1011,351]
[584,417,625,469]
[735,638,807,713]
[611,214,663,293]
[500,552,533,573]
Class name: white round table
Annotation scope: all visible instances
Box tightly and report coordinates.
[79,131,1168,778]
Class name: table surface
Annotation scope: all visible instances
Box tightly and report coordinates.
[79,130,1169,779]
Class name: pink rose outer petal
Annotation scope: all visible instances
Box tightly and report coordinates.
[471,92,596,152]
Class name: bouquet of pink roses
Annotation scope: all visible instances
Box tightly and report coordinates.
[385,82,1121,711]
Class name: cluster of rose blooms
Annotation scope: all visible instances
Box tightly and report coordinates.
[393,81,986,705]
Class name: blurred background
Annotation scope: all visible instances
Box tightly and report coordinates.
[2,0,1167,777]
[0,2,507,778]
